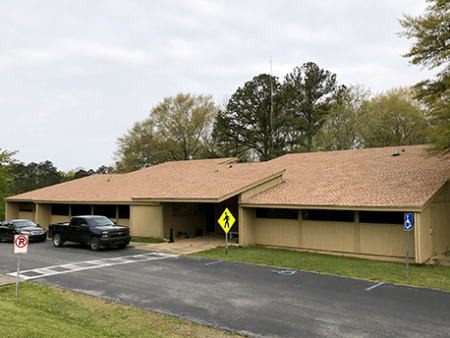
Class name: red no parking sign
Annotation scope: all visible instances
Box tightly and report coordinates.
[14,235,29,254]
[13,234,28,297]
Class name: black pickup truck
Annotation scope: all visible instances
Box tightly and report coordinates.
[48,215,131,251]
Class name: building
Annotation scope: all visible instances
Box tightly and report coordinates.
[5,145,450,264]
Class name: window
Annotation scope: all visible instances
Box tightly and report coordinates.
[93,205,116,218]
[13,220,38,228]
[87,217,115,227]
[71,204,91,216]
[118,205,130,219]
[303,209,354,222]
[51,204,69,216]
[256,208,298,220]
[359,211,404,224]
[70,217,82,226]
[19,202,34,212]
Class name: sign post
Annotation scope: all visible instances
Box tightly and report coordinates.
[14,234,29,297]
[404,213,414,280]
[217,208,236,255]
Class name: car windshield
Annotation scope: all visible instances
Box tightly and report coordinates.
[14,220,37,228]
[88,218,115,227]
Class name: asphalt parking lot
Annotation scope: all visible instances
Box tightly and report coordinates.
[1,239,450,338]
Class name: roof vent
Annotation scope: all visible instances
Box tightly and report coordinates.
[392,151,400,156]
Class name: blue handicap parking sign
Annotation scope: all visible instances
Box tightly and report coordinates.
[404,213,414,231]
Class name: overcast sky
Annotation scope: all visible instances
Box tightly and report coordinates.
[1,0,432,172]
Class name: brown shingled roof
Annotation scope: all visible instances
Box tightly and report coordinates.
[128,158,283,201]
[242,145,450,209]
[6,158,283,203]
[6,174,132,203]
[7,145,450,209]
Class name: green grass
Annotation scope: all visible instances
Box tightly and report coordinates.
[0,282,240,338]
[189,246,450,291]
[130,237,165,244]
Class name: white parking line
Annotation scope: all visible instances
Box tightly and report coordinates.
[7,252,175,280]
[366,282,385,291]
[205,260,224,265]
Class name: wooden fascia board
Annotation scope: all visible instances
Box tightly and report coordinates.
[5,198,35,203]
[40,200,134,205]
[217,169,285,202]
[129,201,161,206]
[131,198,221,204]
[239,203,423,212]
[421,179,450,211]
[7,199,147,206]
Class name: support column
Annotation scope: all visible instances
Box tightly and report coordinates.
[355,211,360,254]
[238,207,255,246]
[5,202,20,220]
[35,204,51,229]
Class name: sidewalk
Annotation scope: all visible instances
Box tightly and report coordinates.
[0,274,17,286]
[130,234,231,255]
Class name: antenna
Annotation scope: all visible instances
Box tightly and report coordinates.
[270,57,274,158]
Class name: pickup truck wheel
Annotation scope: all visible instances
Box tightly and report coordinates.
[53,234,64,247]
[90,237,100,251]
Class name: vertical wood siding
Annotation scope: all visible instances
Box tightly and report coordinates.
[251,216,416,259]
[50,215,71,224]
[360,223,415,258]
[18,211,34,222]
[254,218,300,248]
[303,221,357,253]
[131,205,163,238]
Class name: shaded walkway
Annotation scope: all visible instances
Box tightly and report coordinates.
[130,234,231,255]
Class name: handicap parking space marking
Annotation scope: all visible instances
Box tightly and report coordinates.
[7,252,176,280]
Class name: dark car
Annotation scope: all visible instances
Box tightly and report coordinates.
[0,219,48,242]
[48,215,131,251]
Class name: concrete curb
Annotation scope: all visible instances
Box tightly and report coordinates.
[0,274,17,286]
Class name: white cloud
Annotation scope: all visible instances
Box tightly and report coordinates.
[0,49,58,69]
[0,0,434,171]
[166,38,200,61]
[64,40,153,66]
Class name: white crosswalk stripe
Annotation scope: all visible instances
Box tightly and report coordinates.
[7,252,175,280]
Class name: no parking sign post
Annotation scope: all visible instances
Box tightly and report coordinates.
[14,234,29,297]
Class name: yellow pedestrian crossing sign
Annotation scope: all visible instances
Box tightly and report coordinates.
[218,208,235,234]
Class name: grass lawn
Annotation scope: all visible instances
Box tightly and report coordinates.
[0,282,240,338]
[189,246,450,292]
[130,237,165,244]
